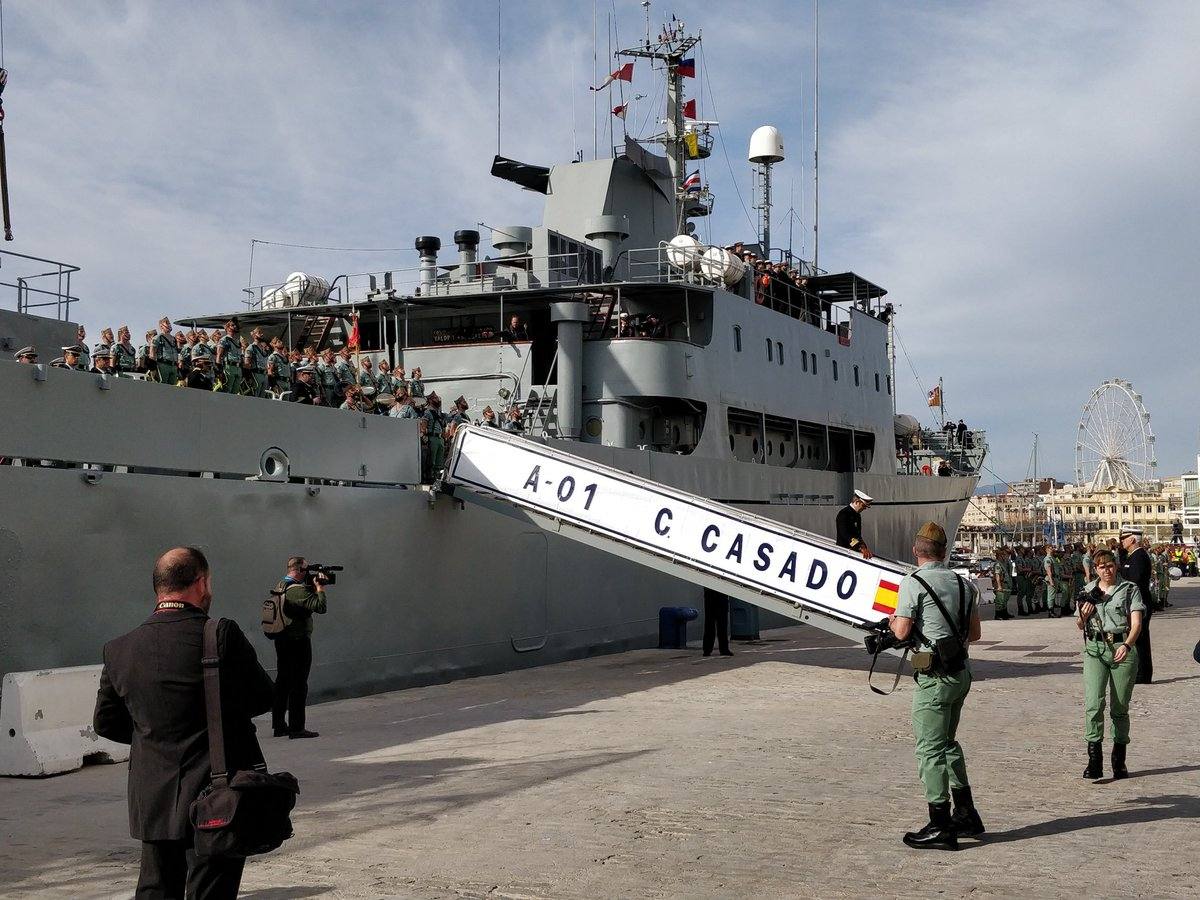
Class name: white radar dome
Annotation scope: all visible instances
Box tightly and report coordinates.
[699,246,747,287]
[748,125,785,164]
[666,234,703,271]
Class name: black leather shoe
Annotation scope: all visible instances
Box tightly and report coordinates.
[720,650,734,657]
[1112,743,1129,779]
[903,802,959,850]
[950,787,985,837]
[289,729,320,739]
[1084,740,1103,779]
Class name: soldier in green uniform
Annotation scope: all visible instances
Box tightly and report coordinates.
[357,357,375,391]
[215,320,242,394]
[267,337,292,396]
[270,556,329,739]
[138,330,157,380]
[178,331,195,380]
[150,318,179,385]
[422,392,447,481]
[334,347,357,402]
[375,359,398,396]
[889,521,983,851]
[1055,549,1073,616]
[1011,548,1028,615]
[246,327,271,398]
[74,325,90,371]
[1042,546,1058,617]
[992,548,1013,620]
[317,348,339,407]
[112,325,137,376]
[1071,544,1087,609]
[1077,548,1144,780]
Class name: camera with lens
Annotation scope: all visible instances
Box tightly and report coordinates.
[305,563,343,586]
[855,616,912,656]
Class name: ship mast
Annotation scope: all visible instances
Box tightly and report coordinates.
[617,18,699,227]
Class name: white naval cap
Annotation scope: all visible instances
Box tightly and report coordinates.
[853,489,874,504]
[1118,525,1143,538]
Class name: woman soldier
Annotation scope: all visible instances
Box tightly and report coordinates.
[1076,548,1144,780]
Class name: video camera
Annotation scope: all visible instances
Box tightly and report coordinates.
[305,563,343,586]
[855,616,913,657]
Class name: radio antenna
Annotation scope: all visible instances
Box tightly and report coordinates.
[812,0,820,269]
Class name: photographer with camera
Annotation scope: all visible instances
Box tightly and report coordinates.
[888,521,983,851]
[1077,548,1144,780]
[270,556,330,739]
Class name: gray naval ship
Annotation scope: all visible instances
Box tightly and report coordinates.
[0,20,984,700]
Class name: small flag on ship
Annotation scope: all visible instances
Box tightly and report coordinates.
[684,131,699,159]
[612,103,627,119]
[683,170,702,193]
[348,312,360,350]
[927,384,942,408]
[872,578,900,615]
[678,58,696,78]
[591,62,634,91]
[682,98,697,119]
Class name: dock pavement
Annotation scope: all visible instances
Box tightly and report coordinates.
[2,583,1198,899]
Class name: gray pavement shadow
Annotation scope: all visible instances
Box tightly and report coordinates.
[241,889,334,899]
[1096,763,1200,783]
[974,794,1200,845]
[1146,674,1200,685]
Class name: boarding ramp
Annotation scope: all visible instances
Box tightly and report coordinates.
[0,665,129,777]
[444,426,911,644]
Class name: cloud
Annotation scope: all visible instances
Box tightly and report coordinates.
[5,1,1197,483]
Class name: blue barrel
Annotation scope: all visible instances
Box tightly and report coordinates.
[658,606,699,649]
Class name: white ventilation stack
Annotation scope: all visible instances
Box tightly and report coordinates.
[748,126,785,255]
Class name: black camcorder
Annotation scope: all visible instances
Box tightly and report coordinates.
[855,616,913,657]
[305,563,344,585]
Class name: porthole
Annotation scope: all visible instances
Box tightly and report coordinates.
[854,365,860,386]
[766,339,772,362]
[752,438,760,456]
[777,342,784,365]
[734,325,742,352]
[802,352,808,373]
[875,373,880,392]
[833,360,839,381]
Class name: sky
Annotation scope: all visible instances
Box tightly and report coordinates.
[5,0,1199,484]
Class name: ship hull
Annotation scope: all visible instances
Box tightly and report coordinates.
[0,456,973,701]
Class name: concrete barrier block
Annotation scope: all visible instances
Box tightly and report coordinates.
[0,665,130,777]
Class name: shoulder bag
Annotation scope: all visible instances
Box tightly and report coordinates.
[908,573,970,675]
[190,618,300,859]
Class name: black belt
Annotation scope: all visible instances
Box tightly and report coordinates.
[1087,631,1126,643]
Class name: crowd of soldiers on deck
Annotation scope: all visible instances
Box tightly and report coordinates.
[11,319,526,481]
[990,540,1183,620]
[722,241,894,331]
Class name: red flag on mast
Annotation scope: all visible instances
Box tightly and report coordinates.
[682,99,696,119]
[590,62,634,91]
[348,312,360,350]
[612,103,628,119]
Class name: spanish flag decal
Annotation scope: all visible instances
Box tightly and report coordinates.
[872,579,900,614]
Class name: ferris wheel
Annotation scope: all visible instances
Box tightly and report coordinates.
[1075,379,1157,491]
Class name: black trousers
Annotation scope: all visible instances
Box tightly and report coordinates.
[1135,607,1153,684]
[703,589,731,655]
[272,636,313,732]
[137,839,244,900]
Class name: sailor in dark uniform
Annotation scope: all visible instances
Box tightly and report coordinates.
[1118,526,1154,684]
[836,489,875,559]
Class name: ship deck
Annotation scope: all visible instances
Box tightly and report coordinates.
[3,585,1199,899]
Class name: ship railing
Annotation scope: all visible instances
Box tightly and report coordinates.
[240,251,597,311]
[1,250,82,321]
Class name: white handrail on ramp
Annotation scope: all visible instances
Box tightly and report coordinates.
[444,426,912,645]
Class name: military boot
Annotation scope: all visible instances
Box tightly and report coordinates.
[1084,740,1103,779]
[1111,743,1129,780]
[950,786,985,837]
[903,801,959,851]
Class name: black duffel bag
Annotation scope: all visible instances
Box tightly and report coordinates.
[190,618,300,859]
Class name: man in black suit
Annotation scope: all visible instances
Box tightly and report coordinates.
[94,547,274,899]
[1118,527,1154,684]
